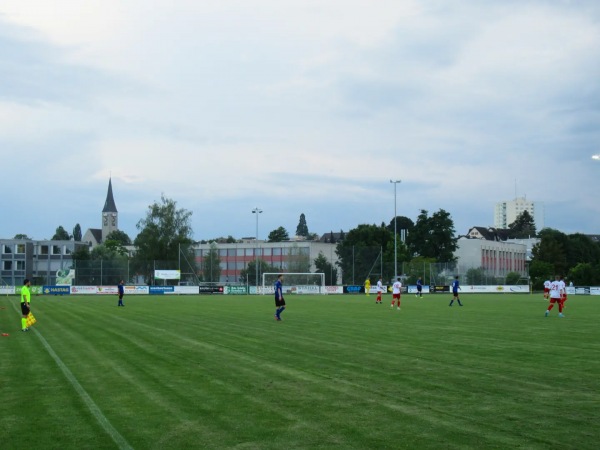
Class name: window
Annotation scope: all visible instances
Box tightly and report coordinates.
[52,245,61,255]
[219,249,227,256]
[3,245,12,254]
[236,248,244,256]
[16,261,25,270]
[16,244,25,254]
[273,248,282,256]
[262,248,272,256]
[40,245,49,255]
[227,249,236,257]
[246,248,254,257]
[2,261,12,270]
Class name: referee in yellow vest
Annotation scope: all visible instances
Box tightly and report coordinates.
[21,279,31,332]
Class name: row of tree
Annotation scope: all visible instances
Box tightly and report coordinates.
[13,192,599,288]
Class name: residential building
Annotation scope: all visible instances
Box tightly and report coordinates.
[1,238,87,286]
[494,197,544,231]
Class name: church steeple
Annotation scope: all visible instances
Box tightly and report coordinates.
[102,178,118,213]
[101,178,118,242]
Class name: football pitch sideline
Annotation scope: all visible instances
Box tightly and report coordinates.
[1,293,599,449]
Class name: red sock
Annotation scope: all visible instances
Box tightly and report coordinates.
[559,302,564,313]
[548,303,554,311]
[377,294,381,302]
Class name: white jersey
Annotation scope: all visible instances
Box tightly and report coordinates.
[549,280,565,299]
[543,280,551,290]
[392,281,402,295]
[377,280,384,293]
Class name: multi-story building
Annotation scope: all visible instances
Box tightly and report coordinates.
[194,239,339,284]
[1,238,87,286]
[455,227,528,277]
[494,197,544,231]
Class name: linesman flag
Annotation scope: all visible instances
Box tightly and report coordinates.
[26,312,37,328]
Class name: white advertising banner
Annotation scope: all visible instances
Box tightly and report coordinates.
[97,286,119,295]
[125,286,150,295]
[293,285,321,294]
[591,287,600,296]
[174,286,200,295]
[407,285,430,294]
[71,286,99,295]
[154,270,181,280]
[464,285,530,293]
[325,286,344,294]
[0,286,16,295]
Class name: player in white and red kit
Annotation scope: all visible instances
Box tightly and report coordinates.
[390,277,402,310]
[545,275,566,318]
[376,277,384,304]
[543,279,551,300]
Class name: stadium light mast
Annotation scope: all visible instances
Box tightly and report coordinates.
[252,207,263,290]
[390,180,401,278]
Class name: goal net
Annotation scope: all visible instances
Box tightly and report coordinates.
[261,272,326,295]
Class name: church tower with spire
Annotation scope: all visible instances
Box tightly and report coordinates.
[101,178,118,242]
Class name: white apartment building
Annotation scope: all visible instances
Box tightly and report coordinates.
[494,197,544,231]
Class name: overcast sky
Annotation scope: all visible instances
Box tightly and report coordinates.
[1,0,599,242]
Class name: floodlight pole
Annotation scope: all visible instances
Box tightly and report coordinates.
[390,180,401,278]
[252,207,263,289]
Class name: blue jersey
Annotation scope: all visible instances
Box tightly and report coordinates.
[118,284,124,295]
[452,279,459,293]
[274,280,283,299]
[417,279,422,287]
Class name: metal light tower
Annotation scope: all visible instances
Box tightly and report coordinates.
[252,207,263,289]
[390,180,401,278]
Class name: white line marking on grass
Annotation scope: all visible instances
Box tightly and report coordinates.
[33,328,134,450]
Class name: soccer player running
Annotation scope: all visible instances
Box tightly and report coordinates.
[391,277,402,310]
[449,276,463,306]
[376,277,384,304]
[545,275,566,318]
[20,279,31,332]
[543,279,551,300]
[274,274,286,321]
[416,277,423,298]
[118,280,125,307]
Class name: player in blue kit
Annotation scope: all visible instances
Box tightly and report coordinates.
[274,274,286,321]
[449,276,463,306]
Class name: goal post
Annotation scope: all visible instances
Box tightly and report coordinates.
[261,272,326,295]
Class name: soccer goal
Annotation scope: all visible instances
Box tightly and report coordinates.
[261,272,326,295]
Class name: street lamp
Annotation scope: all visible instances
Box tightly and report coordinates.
[252,207,263,289]
[390,180,401,279]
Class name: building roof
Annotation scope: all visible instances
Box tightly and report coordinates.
[319,232,344,243]
[102,178,118,213]
[83,228,102,245]
[464,226,511,242]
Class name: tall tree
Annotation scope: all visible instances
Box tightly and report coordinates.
[406,209,457,262]
[105,230,132,246]
[132,195,196,282]
[72,224,83,241]
[52,225,71,240]
[387,216,415,236]
[507,210,537,238]
[202,243,222,282]
[296,213,309,237]
[13,234,32,240]
[314,251,338,285]
[268,226,289,242]
[531,228,569,276]
[335,224,395,284]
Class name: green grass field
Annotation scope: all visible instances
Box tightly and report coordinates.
[1,292,599,449]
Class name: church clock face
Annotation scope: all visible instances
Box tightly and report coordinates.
[111,213,117,226]
[103,213,108,226]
